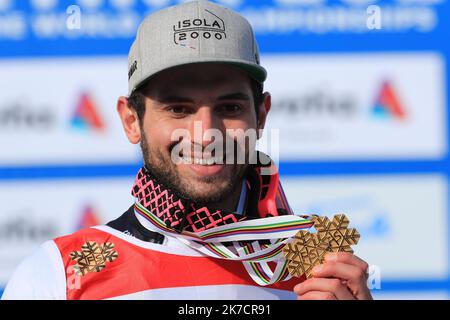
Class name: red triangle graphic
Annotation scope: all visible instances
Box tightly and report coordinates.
[76,93,105,130]
[378,81,406,119]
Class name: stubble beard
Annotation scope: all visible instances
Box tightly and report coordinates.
[140,131,248,205]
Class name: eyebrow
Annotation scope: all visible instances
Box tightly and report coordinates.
[156,92,251,104]
[217,92,251,101]
[156,95,194,104]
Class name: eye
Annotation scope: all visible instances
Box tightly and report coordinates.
[217,104,243,116]
[167,105,192,117]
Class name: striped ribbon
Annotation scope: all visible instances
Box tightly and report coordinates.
[134,201,314,285]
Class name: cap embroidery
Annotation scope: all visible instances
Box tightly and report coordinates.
[128,60,137,80]
[173,9,226,46]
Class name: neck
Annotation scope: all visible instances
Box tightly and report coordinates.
[206,181,244,213]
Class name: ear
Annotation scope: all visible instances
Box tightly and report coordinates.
[256,92,271,139]
[117,96,141,144]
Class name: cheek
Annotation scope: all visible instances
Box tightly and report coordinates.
[223,109,258,133]
[222,118,259,151]
[142,118,181,152]
[223,113,257,132]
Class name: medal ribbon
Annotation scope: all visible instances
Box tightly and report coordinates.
[132,162,314,286]
[134,201,313,285]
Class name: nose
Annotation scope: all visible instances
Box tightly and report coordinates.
[189,106,223,150]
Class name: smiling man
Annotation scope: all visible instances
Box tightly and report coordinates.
[122,62,265,212]
[2,0,372,300]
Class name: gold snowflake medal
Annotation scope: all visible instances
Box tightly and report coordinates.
[282,214,360,279]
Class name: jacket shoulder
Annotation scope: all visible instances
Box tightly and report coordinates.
[54,227,110,249]
[2,241,66,300]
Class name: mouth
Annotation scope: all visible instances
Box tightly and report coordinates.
[176,153,228,177]
[179,155,224,166]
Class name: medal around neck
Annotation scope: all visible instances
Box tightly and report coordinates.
[132,152,359,286]
[282,214,361,279]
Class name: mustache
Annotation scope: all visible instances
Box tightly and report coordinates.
[168,137,254,158]
[170,140,253,164]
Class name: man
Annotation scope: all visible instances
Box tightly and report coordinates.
[2,0,372,300]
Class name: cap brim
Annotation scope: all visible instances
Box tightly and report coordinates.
[224,61,267,83]
[131,59,267,95]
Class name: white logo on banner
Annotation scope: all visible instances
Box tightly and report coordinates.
[110,0,136,9]
[245,0,440,33]
[76,0,103,10]
[275,0,443,4]
[143,0,243,8]
[340,0,380,6]
[262,53,446,160]
[397,0,444,3]
[275,0,325,5]
[215,0,244,8]
[143,0,171,7]
[31,0,57,11]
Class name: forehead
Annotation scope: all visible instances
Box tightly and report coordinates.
[142,63,253,98]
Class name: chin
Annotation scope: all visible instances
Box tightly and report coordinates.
[182,182,229,201]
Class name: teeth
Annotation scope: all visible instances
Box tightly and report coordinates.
[180,156,223,166]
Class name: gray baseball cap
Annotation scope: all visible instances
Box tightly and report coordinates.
[127,0,266,95]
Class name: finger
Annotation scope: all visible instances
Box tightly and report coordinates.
[297,291,338,300]
[312,262,372,300]
[324,252,369,272]
[294,278,355,300]
[313,261,362,280]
